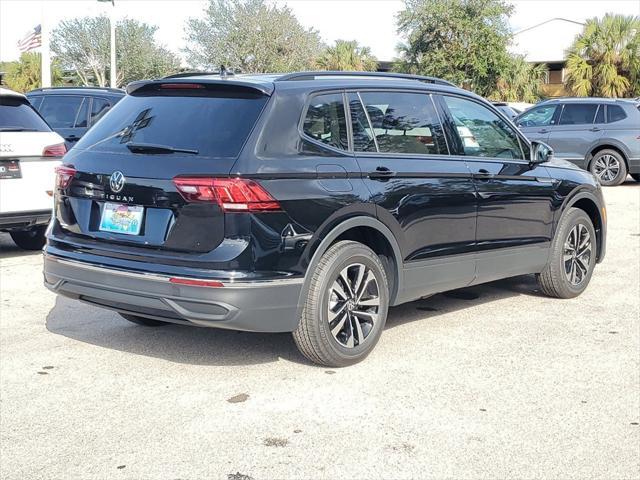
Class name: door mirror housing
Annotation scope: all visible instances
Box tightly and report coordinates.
[531,141,554,164]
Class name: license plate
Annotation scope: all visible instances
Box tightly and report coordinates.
[0,160,21,179]
[99,202,144,235]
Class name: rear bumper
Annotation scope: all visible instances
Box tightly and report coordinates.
[628,157,640,174]
[43,254,303,332]
[0,210,51,231]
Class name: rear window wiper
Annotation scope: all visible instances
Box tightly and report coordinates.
[125,142,199,155]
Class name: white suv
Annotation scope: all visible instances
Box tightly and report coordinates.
[0,87,66,250]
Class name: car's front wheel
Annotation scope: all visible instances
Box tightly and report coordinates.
[538,208,597,298]
[293,241,389,367]
[590,149,627,186]
[10,225,47,251]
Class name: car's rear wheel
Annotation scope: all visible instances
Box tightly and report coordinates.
[538,208,597,299]
[590,149,627,186]
[293,241,389,367]
[119,313,169,327]
[10,225,47,250]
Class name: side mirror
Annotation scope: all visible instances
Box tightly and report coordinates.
[531,141,553,164]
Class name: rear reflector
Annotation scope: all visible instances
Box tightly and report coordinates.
[55,165,76,189]
[169,277,224,288]
[160,83,205,89]
[173,177,280,212]
[43,143,67,157]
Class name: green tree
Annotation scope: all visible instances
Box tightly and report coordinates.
[0,53,63,93]
[51,16,180,87]
[395,0,513,96]
[316,40,378,71]
[565,14,640,97]
[490,56,547,103]
[183,0,323,72]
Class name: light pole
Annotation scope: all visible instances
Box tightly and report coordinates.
[98,0,116,88]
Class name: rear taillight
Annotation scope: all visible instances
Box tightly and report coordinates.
[43,143,67,157]
[173,177,280,212]
[55,165,76,189]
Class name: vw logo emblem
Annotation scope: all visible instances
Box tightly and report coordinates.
[109,171,126,193]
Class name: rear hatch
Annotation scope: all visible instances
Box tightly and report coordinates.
[0,95,66,214]
[54,81,270,253]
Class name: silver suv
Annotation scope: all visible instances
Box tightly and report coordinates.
[516,98,640,186]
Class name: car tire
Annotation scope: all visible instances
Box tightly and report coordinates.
[537,208,597,299]
[10,225,47,251]
[293,240,389,367]
[631,174,640,183]
[119,313,169,327]
[589,149,627,186]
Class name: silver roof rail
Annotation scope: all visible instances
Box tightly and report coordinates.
[274,71,456,87]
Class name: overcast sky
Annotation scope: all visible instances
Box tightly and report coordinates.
[0,0,638,64]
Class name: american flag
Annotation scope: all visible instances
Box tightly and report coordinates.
[17,25,42,53]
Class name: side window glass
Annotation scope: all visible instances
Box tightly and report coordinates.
[594,105,605,124]
[74,97,89,128]
[28,96,43,110]
[90,98,112,125]
[558,104,598,125]
[358,91,446,155]
[443,95,525,160]
[39,95,83,128]
[303,93,348,150]
[607,105,627,123]
[517,105,557,127]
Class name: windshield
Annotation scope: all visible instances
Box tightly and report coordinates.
[0,97,51,132]
[74,90,269,158]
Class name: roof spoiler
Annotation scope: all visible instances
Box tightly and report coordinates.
[126,78,273,96]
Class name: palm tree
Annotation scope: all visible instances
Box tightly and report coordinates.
[315,40,378,71]
[565,14,640,97]
[491,56,547,102]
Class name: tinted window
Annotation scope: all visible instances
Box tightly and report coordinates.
[348,94,376,152]
[559,104,598,125]
[517,105,557,127]
[594,105,605,124]
[303,93,348,150]
[39,95,85,128]
[90,97,112,125]
[0,97,50,132]
[358,91,446,155]
[607,105,627,123]
[75,91,268,158]
[443,95,525,160]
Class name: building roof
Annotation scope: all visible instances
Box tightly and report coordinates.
[510,18,585,63]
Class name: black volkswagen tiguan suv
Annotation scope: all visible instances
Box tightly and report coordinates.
[44,71,607,366]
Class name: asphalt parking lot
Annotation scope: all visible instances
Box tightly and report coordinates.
[1,181,638,480]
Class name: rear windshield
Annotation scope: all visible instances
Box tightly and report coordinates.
[0,96,51,132]
[74,89,269,158]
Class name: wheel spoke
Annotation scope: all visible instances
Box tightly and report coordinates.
[329,302,347,322]
[351,309,377,323]
[355,270,375,302]
[353,316,365,345]
[351,264,365,299]
[345,317,355,348]
[339,267,355,298]
[332,280,349,301]
[330,312,348,337]
[357,296,380,307]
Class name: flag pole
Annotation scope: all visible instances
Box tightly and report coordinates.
[41,1,51,87]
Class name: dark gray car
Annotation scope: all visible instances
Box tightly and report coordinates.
[516,98,640,186]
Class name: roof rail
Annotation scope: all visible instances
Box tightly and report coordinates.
[274,71,456,87]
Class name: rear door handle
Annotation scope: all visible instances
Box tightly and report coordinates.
[473,169,493,180]
[589,127,601,132]
[369,167,396,179]
[537,129,549,134]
